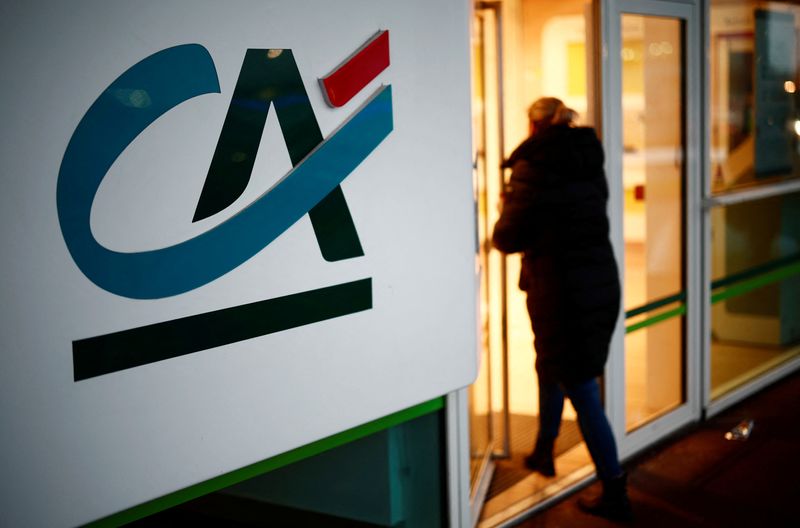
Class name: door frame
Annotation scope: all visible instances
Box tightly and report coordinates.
[458,2,509,526]
[699,2,800,418]
[600,0,704,459]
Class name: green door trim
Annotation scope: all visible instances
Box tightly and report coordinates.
[83,397,445,528]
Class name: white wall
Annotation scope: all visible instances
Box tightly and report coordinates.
[0,1,477,526]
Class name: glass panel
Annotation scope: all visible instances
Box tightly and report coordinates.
[710,192,800,399]
[467,347,492,490]
[469,5,497,492]
[473,4,512,462]
[710,1,800,194]
[621,14,686,432]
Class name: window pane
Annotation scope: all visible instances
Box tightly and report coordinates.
[622,14,686,432]
[710,192,800,399]
[710,1,800,194]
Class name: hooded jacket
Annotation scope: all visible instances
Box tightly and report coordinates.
[492,124,620,384]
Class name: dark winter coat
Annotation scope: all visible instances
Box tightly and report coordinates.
[492,124,620,385]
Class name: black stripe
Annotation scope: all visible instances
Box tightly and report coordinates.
[625,291,686,319]
[624,253,800,319]
[711,252,800,290]
[191,49,363,262]
[73,278,372,381]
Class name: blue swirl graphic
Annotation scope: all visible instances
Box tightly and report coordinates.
[57,44,393,299]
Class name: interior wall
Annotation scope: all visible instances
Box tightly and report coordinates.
[641,16,685,413]
[500,0,595,419]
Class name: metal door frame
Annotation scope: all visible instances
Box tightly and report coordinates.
[600,0,704,460]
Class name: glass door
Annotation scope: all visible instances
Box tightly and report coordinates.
[469,1,509,520]
[602,0,702,457]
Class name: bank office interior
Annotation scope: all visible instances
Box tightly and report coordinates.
[127,1,800,527]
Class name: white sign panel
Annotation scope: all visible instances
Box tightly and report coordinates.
[0,1,476,525]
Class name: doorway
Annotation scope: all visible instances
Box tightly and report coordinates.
[467,0,703,525]
[469,1,601,525]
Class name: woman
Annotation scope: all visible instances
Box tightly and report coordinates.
[492,97,631,522]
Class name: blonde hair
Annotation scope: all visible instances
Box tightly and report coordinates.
[527,97,578,128]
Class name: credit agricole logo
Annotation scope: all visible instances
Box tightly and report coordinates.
[57,31,392,381]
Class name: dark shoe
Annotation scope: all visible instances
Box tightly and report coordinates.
[577,473,633,522]
[523,437,555,477]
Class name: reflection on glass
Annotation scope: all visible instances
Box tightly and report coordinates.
[469,4,500,495]
[621,14,686,432]
[710,192,800,399]
[710,1,800,194]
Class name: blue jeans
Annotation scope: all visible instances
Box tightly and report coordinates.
[537,377,623,481]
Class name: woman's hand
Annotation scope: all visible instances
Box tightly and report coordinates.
[497,192,506,213]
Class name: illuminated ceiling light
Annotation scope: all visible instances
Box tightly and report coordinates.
[794,119,800,136]
[785,80,796,93]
